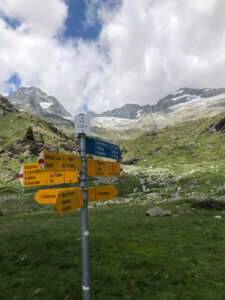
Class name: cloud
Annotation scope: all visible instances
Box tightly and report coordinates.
[0,0,225,115]
[0,0,67,36]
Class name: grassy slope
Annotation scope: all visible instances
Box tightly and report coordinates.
[120,112,225,161]
[0,111,77,180]
[120,112,225,178]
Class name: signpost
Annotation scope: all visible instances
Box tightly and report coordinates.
[77,116,91,300]
[86,136,121,160]
[18,113,122,300]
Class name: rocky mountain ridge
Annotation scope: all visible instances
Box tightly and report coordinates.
[91,87,225,132]
[7,87,73,124]
[89,87,225,120]
[6,86,225,140]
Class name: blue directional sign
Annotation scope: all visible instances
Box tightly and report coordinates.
[86,137,121,160]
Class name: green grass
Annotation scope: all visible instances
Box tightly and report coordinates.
[119,112,225,172]
[0,200,225,300]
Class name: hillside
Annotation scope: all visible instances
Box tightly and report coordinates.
[1,97,225,299]
[120,111,225,169]
[0,95,78,183]
[1,95,225,299]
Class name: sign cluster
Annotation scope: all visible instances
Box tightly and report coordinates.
[19,141,122,216]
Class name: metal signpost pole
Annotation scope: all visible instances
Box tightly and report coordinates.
[79,133,91,300]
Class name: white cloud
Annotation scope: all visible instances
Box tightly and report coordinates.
[0,0,225,115]
[0,0,67,36]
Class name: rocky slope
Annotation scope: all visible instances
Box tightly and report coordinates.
[0,95,18,117]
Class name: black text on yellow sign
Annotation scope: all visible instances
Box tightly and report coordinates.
[88,186,118,202]
[34,186,118,215]
[55,188,83,215]
[19,163,78,187]
[87,159,120,177]
[34,187,83,215]
[38,151,82,172]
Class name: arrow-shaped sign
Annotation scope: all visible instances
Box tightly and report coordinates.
[34,188,61,204]
[54,188,83,215]
[38,152,81,172]
[86,137,121,160]
[34,187,83,215]
[87,159,121,177]
[88,186,118,202]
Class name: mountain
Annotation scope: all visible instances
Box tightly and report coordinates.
[6,86,225,141]
[88,103,151,120]
[7,87,73,125]
[89,88,225,120]
[0,94,78,183]
[90,87,225,133]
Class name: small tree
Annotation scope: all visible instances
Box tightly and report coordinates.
[26,126,34,140]
[39,133,44,144]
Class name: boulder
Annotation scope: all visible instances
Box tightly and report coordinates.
[146,207,171,217]
[122,157,140,165]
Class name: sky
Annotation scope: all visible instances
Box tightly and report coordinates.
[0,0,225,115]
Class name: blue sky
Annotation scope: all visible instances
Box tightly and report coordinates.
[64,0,101,40]
[0,0,225,114]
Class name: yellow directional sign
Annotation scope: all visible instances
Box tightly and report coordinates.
[87,159,120,177]
[38,152,81,172]
[95,186,118,201]
[24,163,42,173]
[54,188,83,215]
[88,187,96,202]
[64,171,79,184]
[19,163,41,186]
[34,188,61,204]
[88,186,118,202]
[21,168,78,187]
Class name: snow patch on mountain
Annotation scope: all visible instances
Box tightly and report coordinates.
[137,110,143,118]
[40,102,53,109]
[172,89,185,95]
[91,116,137,129]
[171,94,194,101]
[64,116,74,121]
[171,93,225,111]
